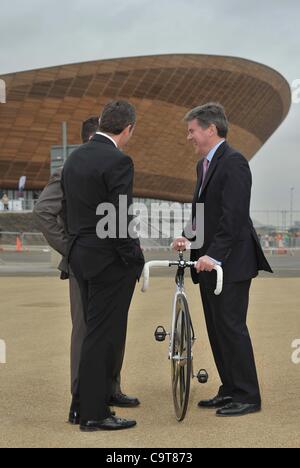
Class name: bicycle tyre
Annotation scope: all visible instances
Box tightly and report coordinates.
[171,293,192,422]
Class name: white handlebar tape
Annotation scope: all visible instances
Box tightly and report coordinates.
[189,262,223,295]
[142,261,170,292]
[213,265,223,296]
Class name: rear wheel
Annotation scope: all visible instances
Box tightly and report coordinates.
[171,294,192,421]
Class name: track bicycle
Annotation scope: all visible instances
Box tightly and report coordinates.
[142,251,223,421]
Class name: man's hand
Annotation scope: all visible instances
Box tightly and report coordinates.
[195,255,216,273]
[172,237,190,251]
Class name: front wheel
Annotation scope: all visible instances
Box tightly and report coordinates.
[171,294,192,421]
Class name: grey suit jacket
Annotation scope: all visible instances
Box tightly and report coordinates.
[33,167,69,274]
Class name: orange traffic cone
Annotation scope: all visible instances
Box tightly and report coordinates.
[16,236,23,252]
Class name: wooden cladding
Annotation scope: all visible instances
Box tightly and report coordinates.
[0,54,291,199]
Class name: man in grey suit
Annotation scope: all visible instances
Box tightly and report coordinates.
[33,117,140,425]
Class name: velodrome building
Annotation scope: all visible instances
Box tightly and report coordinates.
[0,54,291,203]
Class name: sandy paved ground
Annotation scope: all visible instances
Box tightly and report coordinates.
[0,276,300,448]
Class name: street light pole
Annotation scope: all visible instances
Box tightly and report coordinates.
[290,187,294,229]
[62,121,68,163]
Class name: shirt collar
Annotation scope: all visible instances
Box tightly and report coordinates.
[205,139,226,163]
[96,132,118,148]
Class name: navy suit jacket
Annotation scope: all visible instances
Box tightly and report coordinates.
[184,141,272,284]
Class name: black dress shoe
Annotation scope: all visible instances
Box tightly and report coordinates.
[80,416,137,432]
[69,395,80,425]
[198,395,233,409]
[68,408,116,425]
[69,409,80,425]
[216,402,261,417]
[109,392,140,408]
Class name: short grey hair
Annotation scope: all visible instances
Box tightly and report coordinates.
[184,102,228,138]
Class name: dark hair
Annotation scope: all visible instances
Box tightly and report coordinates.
[99,100,136,135]
[81,116,99,143]
[184,102,228,138]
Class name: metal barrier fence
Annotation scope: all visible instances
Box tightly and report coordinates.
[251,210,300,232]
[0,230,300,256]
[0,232,48,251]
[1,200,300,230]
[264,247,300,256]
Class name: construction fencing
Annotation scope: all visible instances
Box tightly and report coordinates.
[0,230,300,257]
[0,232,49,252]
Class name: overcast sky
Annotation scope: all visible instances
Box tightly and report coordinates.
[0,0,299,217]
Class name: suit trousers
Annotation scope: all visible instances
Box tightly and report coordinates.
[200,279,261,405]
[69,273,121,398]
[70,251,137,421]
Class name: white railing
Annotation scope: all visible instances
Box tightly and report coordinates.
[0,199,38,212]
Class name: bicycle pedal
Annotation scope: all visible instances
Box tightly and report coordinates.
[197,369,209,384]
[154,326,168,342]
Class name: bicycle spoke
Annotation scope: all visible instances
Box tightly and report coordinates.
[173,360,180,389]
[180,367,186,406]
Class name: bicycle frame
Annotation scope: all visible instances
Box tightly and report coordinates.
[142,252,223,361]
[169,260,194,362]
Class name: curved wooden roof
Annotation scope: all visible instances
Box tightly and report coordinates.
[0,54,291,202]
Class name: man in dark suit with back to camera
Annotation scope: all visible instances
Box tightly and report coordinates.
[173,103,272,417]
[63,100,145,432]
[34,117,140,428]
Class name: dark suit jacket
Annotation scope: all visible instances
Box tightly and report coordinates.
[184,141,272,284]
[62,134,145,280]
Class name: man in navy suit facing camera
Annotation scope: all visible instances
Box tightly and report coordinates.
[174,103,272,417]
